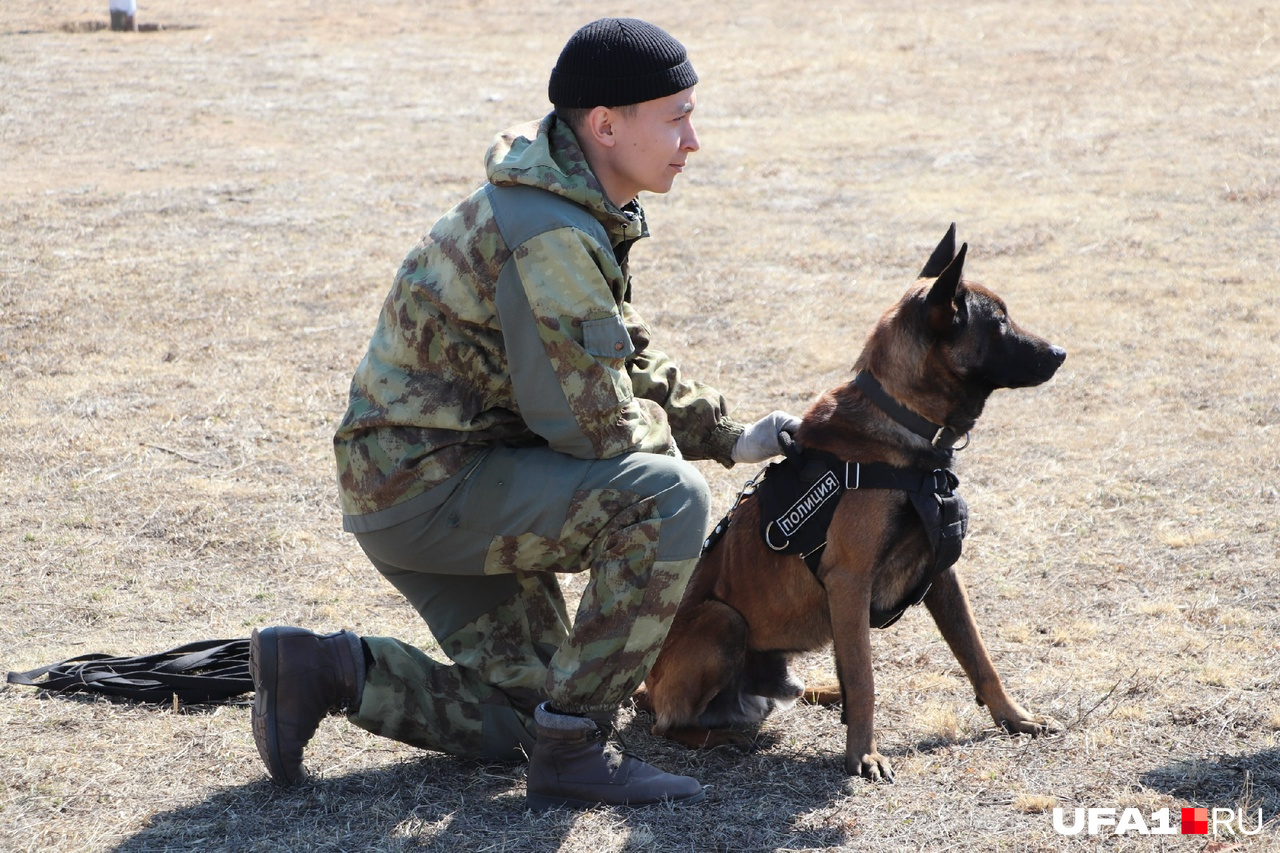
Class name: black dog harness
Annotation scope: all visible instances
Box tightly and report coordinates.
[703,440,970,630]
[756,443,968,628]
[702,371,971,629]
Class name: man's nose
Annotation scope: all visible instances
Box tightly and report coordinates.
[683,121,700,152]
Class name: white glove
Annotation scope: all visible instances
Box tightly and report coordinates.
[731,411,802,464]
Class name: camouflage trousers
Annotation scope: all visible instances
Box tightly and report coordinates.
[346,446,710,761]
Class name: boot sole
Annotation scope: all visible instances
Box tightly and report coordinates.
[526,787,705,812]
[250,627,299,785]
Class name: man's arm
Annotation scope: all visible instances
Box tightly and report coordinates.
[495,226,675,459]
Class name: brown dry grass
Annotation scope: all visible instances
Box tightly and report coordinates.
[2,1,1278,851]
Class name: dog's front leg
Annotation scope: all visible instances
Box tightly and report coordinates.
[923,567,1061,737]
[822,569,893,782]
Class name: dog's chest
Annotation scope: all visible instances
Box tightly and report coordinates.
[751,452,968,630]
[868,502,938,623]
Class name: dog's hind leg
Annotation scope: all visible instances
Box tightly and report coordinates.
[742,650,804,705]
[923,567,1062,737]
[644,599,755,748]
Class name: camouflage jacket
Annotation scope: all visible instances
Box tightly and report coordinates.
[334,114,744,530]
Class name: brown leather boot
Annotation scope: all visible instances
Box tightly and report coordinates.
[525,703,704,811]
[250,626,365,785]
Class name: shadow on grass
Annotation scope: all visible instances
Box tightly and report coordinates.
[910,726,1015,756]
[1140,747,1280,822]
[111,719,854,853]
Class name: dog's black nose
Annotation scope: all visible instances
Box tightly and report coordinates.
[1049,346,1067,364]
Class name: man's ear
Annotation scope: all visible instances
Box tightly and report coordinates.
[584,106,617,148]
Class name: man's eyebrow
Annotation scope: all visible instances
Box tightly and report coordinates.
[677,101,695,115]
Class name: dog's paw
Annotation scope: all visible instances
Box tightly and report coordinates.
[998,712,1062,738]
[846,751,894,783]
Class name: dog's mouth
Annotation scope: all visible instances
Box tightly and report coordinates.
[972,336,1067,389]
[1007,343,1067,388]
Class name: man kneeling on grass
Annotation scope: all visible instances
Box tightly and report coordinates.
[249,17,797,811]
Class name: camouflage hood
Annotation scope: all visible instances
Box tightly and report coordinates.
[485,114,637,237]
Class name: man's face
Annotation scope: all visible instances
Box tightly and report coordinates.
[601,87,699,204]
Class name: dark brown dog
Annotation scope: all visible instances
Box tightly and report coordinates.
[641,226,1065,781]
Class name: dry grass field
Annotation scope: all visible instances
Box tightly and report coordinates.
[3,1,1279,850]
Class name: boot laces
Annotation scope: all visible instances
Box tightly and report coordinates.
[592,719,636,763]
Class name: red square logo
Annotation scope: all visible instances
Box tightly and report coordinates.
[1181,807,1208,835]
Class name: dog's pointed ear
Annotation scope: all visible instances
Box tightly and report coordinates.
[925,242,967,333]
[919,223,958,279]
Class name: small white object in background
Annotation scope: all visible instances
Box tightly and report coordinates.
[109,0,137,31]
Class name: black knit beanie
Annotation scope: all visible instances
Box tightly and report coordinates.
[548,18,698,109]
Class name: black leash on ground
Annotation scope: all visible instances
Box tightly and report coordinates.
[6,638,251,704]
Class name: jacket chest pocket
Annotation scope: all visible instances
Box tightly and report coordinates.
[581,312,635,360]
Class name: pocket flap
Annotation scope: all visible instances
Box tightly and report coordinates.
[581,313,635,359]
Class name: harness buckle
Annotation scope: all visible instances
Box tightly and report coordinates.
[930,468,959,494]
[844,462,861,490]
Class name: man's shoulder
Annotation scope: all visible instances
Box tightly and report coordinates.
[484,183,608,249]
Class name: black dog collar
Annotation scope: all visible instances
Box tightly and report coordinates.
[854,371,966,450]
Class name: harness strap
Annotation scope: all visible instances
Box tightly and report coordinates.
[749,445,969,629]
[702,477,756,557]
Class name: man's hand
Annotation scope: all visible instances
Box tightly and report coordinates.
[731,411,802,464]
